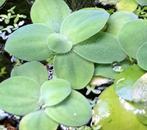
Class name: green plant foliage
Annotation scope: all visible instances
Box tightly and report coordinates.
[0,76,40,115]
[48,33,72,54]
[60,8,110,44]
[5,24,53,61]
[31,0,71,32]
[136,43,147,70]
[136,0,147,5]
[118,19,147,59]
[0,0,5,7]
[11,61,48,85]
[93,86,147,130]
[54,52,94,89]
[116,0,138,11]
[94,60,130,79]
[94,64,117,79]
[74,32,126,64]
[132,73,147,125]
[114,65,144,101]
[40,79,72,106]
[107,11,138,36]
[45,90,91,127]
[19,111,58,130]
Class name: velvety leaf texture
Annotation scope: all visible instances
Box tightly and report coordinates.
[40,79,71,106]
[45,90,92,127]
[107,11,138,36]
[118,19,147,59]
[60,8,110,44]
[0,76,40,115]
[5,24,52,61]
[19,111,58,130]
[11,61,48,85]
[74,32,126,64]
[54,52,94,89]
[31,0,71,32]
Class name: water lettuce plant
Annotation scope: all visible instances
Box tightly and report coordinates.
[1,0,147,129]
[0,61,92,130]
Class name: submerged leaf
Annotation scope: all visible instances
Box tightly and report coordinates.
[19,111,58,130]
[0,76,40,115]
[45,90,92,127]
[11,61,48,85]
[31,0,71,32]
[93,86,147,130]
[118,19,147,59]
[60,8,109,44]
[114,65,144,101]
[5,24,52,61]
[54,52,94,89]
[40,79,71,106]
[74,32,126,64]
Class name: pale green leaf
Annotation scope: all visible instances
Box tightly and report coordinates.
[48,33,72,54]
[11,61,48,85]
[45,90,92,127]
[31,0,71,32]
[0,76,40,115]
[137,42,147,71]
[107,11,138,36]
[93,86,147,130]
[0,0,5,7]
[5,24,53,61]
[118,19,147,59]
[136,0,147,5]
[114,65,144,101]
[54,52,94,89]
[60,8,109,44]
[40,79,71,106]
[116,0,138,11]
[19,111,58,130]
[74,32,126,64]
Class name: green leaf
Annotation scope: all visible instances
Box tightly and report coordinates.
[137,42,147,71]
[40,79,71,106]
[0,76,40,115]
[48,33,72,54]
[136,0,147,5]
[54,52,94,89]
[94,64,118,79]
[19,111,58,130]
[114,65,144,101]
[45,90,92,127]
[107,11,138,36]
[93,86,147,130]
[132,73,147,125]
[74,32,126,64]
[118,19,147,59]
[5,24,52,61]
[11,61,48,85]
[31,0,71,32]
[116,0,138,12]
[0,0,5,7]
[60,8,109,44]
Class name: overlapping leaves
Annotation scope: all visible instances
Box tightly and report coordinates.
[0,61,92,130]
